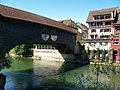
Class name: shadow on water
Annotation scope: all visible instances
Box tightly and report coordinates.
[58,61,83,73]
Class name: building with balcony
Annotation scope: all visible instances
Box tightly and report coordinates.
[110,12,120,61]
[85,7,119,51]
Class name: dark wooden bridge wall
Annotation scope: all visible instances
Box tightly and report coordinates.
[0,16,76,57]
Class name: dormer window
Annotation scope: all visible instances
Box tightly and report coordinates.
[94,14,111,20]
[105,14,111,19]
[94,16,99,20]
[100,15,104,19]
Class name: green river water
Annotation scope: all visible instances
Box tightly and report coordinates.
[1,57,120,90]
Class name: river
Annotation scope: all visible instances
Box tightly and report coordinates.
[1,57,120,90]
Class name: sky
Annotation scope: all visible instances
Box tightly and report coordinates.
[0,0,120,25]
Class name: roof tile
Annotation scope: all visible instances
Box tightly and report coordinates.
[86,7,118,23]
[0,4,77,34]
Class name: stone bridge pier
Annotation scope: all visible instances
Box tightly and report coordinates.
[74,41,89,64]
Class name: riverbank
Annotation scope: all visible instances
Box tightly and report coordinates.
[8,53,89,65]
[90,60,120,67]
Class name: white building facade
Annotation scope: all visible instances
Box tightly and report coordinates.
[85,7,119,51]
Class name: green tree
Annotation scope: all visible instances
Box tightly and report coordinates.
[13,44,32,56]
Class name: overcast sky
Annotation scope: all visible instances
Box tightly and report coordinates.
[0,0,120,25]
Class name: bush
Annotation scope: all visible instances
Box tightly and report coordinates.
[11,44,32,56]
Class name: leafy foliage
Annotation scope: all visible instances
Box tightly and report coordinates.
[11,44,33,56]
[0,56,11,70]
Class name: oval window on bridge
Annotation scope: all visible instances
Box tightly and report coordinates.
[41,28,49,41]
[51,30,57,41]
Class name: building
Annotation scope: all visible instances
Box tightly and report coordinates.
[110,11,120,61]
[76,22,88,44]
[85,7,119,51]
[59,19,88,42]
[59,19,78,30]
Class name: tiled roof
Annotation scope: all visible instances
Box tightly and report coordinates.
[59,19,78,29]
[0,4,77,34]
[86,7,118,23]
[76,22,88,31]
[59,19,73,26]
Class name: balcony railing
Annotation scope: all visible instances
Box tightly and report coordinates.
[113,36,119,38]
[90,25,112,29]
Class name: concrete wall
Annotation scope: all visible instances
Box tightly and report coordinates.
[33,49,75,62]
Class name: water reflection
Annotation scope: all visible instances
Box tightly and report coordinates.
[59,61,82,73]
[1,57,120,90]
[0,57,82,90]
[5,72,42,90]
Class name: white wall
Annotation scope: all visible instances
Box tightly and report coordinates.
[33,49,75,61]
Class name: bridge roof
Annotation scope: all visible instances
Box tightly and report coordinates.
[0,4,77,34]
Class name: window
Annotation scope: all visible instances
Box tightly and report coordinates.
[94,16,99,20]
[97,22,103,26]
[100,29,103,32]
[114,39,119,45]
[105,14,111,19]
[91,22,96,26]
[115,26,120,30]
[100,15,104,19]
[94,15,101,20]
[116,33,120,36]
[90,35,94,39]
[94,14,111,20]
[95,35,98,39]
[100,35,110,39]
[114,50,117,55]
[100,28,111,32]
[105,21,111,25]
[91,29,96,33]
[104,29,111,32]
